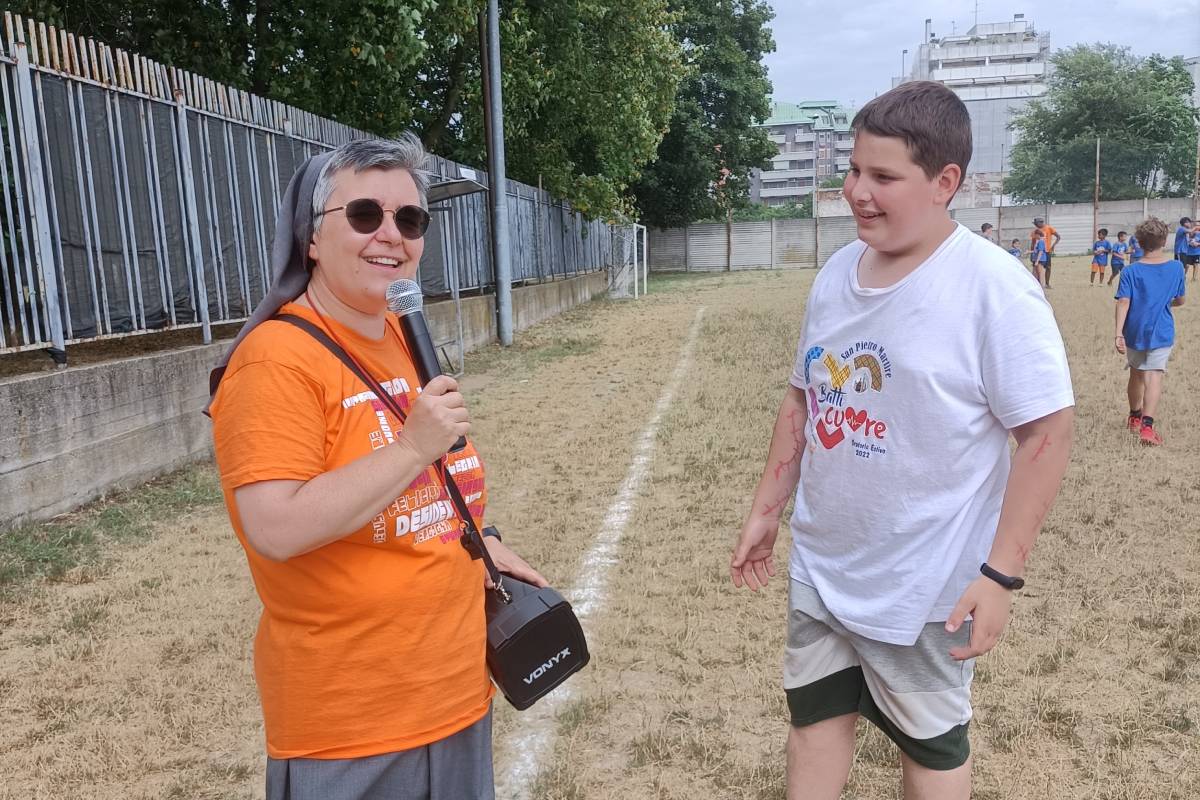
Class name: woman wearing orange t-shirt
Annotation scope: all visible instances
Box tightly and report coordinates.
[209,135,545,800]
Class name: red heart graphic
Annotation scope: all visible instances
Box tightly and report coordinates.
[816,421,845,450]
[845,407,867,432]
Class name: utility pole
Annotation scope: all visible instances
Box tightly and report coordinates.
[997,142,1005,241]
[481,0,513,345]
[1093,137,1101,243]
[1192,125,1199,222]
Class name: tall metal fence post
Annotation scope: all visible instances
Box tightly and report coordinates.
[13,41,65,360]
[641,224,648,292]
[173,88,211,343]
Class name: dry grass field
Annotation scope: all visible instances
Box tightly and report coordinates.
[1,255,1197,799]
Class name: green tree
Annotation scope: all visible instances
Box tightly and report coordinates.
[631,0,777,229]
[698,197,809,223]
[11,1,684,218]
[477,0,684,218]
[10,0,475,136]
[1006,45,1198,203]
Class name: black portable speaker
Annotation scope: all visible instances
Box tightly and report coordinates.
[485,575,590,711]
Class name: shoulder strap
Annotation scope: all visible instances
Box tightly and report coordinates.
[274,314,509,598]
[276,314,383,403]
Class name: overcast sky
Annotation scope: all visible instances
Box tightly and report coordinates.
[763,0,1200,109]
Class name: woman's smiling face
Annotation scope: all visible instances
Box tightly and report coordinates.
[308,167,425,314]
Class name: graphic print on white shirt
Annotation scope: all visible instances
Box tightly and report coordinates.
[803,341,894,458]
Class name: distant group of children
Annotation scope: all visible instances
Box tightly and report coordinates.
[1089,228,1140,286]
[978,216,1200,292]
[1174,217,1200,281]
[1091,217,1200,287]
[980,218,1062,287]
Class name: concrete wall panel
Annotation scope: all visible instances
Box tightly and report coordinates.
[1,273,609,530]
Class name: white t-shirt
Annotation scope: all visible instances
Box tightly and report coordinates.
[788,224,1074,646]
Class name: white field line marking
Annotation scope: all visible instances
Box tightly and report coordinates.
[496,307,707,800]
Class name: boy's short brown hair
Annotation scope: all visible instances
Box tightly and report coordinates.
[1135,217,1168,253]
[852,81,972,188]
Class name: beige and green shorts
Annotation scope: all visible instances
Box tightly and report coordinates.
[784,580,975,771]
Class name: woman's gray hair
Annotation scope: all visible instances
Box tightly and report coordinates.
[311,132,431,233]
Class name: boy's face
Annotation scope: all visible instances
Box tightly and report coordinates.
[844,131,960,255]
[1118,234,1126,241]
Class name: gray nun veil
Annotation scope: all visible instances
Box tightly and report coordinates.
[205,150,333,406]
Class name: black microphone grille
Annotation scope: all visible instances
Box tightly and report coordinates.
[386,279,423,316]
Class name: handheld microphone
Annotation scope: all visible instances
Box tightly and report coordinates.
[386,279,466,453]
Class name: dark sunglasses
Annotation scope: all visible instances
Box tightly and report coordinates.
[317,199,430,240]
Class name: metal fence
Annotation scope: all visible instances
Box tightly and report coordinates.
[0,12,618,358]
[649,196,1197,272]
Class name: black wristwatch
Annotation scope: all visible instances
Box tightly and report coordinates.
[482,525,502,542]
[980,562,1024,590]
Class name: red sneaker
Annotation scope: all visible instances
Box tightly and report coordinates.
[1127,415,1143,432]
[1139,425,1163,446]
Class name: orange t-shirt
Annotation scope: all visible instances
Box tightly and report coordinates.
[1030,225,1058,253]
[210,302,493,759]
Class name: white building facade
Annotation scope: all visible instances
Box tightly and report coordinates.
[898,14,1051,177]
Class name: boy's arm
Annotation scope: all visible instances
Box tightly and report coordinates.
[1114,297,1131,352]
[945,406,1074,660]
[1051,231,1061,251]
[730,384,808,591]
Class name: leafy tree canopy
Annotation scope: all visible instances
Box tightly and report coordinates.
[1006,44,1198,203]
[631,0,777,228]
[14,0,684,218]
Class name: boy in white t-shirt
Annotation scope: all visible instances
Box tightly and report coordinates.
[729,81,1075,800]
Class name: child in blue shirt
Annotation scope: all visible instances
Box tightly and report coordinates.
[1106,231,1129,286]
[1115,217,1186,446]
[1091,228,1111,285]
[1173,217,1190,263]
[1008,238,1023,260]
[1032,230,1049,282]
[1187,226,1200,282]
[1129,234,1143,264]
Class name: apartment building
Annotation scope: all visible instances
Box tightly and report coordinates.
[750,101,855,207]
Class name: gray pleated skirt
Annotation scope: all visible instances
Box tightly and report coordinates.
[266,709,494,800]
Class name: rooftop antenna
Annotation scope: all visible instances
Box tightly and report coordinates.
[974,0,980,28]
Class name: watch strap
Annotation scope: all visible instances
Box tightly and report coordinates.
[980,562,1024,590]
